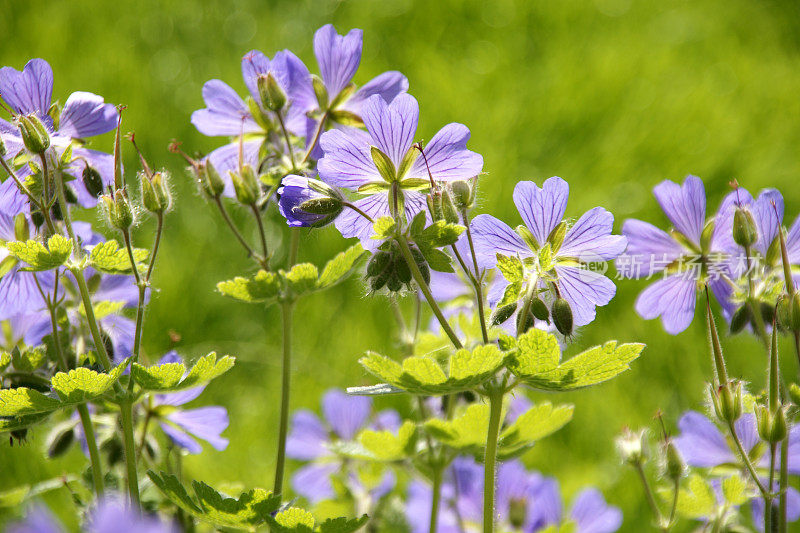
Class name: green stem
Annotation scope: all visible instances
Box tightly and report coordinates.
[429,468,442,533]
[276,110,297,171]
[77,405,105,496]
[301,111,328,165]
[461,209,489,343]
[482,390,503,533]
[250,204,270,265]
[119,401,141,509]
[633,461,663,525]
[212,196,265,268]
[396,235,463,349]
[780,433,789,533]
[766,443,777,533]
[727,420,769,498]
[0,156,52,231]
[666,476,679,531]
[70,269,113,371]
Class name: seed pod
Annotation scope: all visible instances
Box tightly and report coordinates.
[386,275,402,292]
[713,381,742,424]
[17,114,50,153]
[449,180,473,210]
[440,190,460,224]
[231,165,260,205]
[729,305,750,334]
[395,255,412,284]
[370,272,389,291]
[199,161,225,198]
[552,298,573,336]
[491,303,517,326]
[47,427,75,458]
[530,298,550,323]
[111,190,134,229]
[732,207,758,248]
[367,251,392,277]
[427,191,444,222]
[82,165,104,198]
[664,441,685,482]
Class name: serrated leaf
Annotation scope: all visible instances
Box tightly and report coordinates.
[498,280,522,307]
[425,403,490,450]
[0,388,60,416]
[507,329,644,391]
[318,515,369,533]
[88,240,149,274]
[496,254,524,283]
[11,346,47,372]
[356,421,417,461]
[419,221,465,248]
[359,345,504,396]
[372,216,396,240]
[721,474,748,505]
[277,508,316,528]
[217,270,281,303]
[6,234,72,271]
[284,263,319,294]
[408,210,427,238]
[498,402,573,459]
[49,358,129,404]
[419,246,454,273]
[0,413,51,433]
[0,352,10,372]
[317,244,366,289]
[133,352,235,392]
[148,471,280,531]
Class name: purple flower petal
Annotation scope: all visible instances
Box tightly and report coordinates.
[786,214,800,270]
[8,505,64,533]
[99,314,134,362]
[405,123,483,182]
[291,462,339,503]
[342,71,409,115]
[322,389,371,440]
[58,91,118,138]
[278,175,337,227]
[280,51,317,136]
[373,409,402,432]
[673,411,736,467]
[527,475,563,529]
[513,178,569,246]
[361,93,418,168]
[166,406,229,452]
[0,267,48,320]
[559,207,627,261]
[156,386,205,407]
[160,421,202,454]
[334,190,426,250]
[286,410,329,461]
[95,274,139,307]
[634,274,697,334]
[0,166,30,215]
[191,80,259,137]
[752,188,783,257]
[314,24,362,97]
[67,147,115,208]
[495,460,532,515]
[617,219,685,278]
[89,495,177,533]
[318,127,381,188]
[570,488,622,533]
[652,175,706,247]
[554,265,616,327]
[470,214,531,268]
[0,58,53,116]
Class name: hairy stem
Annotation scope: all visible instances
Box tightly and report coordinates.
[301,111,328,165]
[250,204,270,265]
[727,420,769,498]
[633,461,663,525]
[482,390,504,533]
[119,401,140,508]
[212,196,265,268]
[461,209,489,343]
[429,467,442,533]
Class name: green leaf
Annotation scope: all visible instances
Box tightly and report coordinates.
[425,403,490,450]
[418,220,465,248]
[88,240,149,274]
[0,412,51,433]
[496,254,524,283]
[507,329,644,391]
[359,345,504,395]
[418,246,454,273]
[408,210,427,238]
[11,346,47,372]
[284,263,319,294]
[0,352,10,372]
[497,280,522,307]
[6,234,72,271]
[721,474,748,505]
[317,244,366,289]
[355,421,417,461]
[0,388,60,416]
[148,471,281,531]
[132,352,235,392]
[50,359,129,404]
[275,508,315,529]
[663,474,716,519]
[498,402,574,459]
[372,216,396,240]
[217,270,281,303]
[318,515,369,533]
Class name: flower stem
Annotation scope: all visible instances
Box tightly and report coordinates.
[395,234,463,349]
[429,467,442,533]
[780,433,789,533]
[727,420,769,498]
[276,110,297,171]
[119,400,140,508]
[212,197,265,267]
[461,209,489,343]
[633,461,663,525]
[250,203,270,265]
[301,111,328,165]
[482,390,503,533]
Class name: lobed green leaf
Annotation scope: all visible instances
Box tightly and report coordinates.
[132,352,235,392]
[217,270,281,303]
[88,240,149,274]
[6,234,72,271]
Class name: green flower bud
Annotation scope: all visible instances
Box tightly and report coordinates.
[82,165,104,198]
[508,498,527,530]
[367,251,392,278]
[712,381,742,424]
[141,171,171,213]
[449,180,473,210]
[17,114,50,154]
[552,298,573,336]
[311,74,328,109]
[112,190,134,229]
[732,207,758,248]
[231,165,260,205]
[491,303,517,326]
[47,426,75,458]
[198,161,225,198]
[530,298,550,323]
[778,293,800,332]
[729,305,750,334]
[258,73,286,111]
[427,190,444,222]
[441,189,460,225]
[664,440,685,482]
[13,214,29,242]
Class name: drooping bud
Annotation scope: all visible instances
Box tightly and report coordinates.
[17,114,50,154]
[664,441,685,482]
[729,305,750,334]
[530,297,550,323]
[551,297,573,336]
[516,307,535,335]
[231,165,260,206]
[47,426,75,458]
[13,214,29,241]
[732,207,758,248]
[82,165,104,198]
[491,303,517,327]
[258,73,286,112]
[449,180,474,210]
[616,428,647,465]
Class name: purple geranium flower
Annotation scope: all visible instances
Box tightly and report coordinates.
[8,505,63,533]
[149,351,229,454]
[617,175,740,333]
[318,93,483,248]
[277,174,343,227]
[9,498,176,533]
[407,456,622,533]
[0,58,118,214]
[470,177,627,328]
[673,410,800,526]
[286,389,400,504]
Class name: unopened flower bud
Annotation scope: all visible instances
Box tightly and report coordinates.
[427,190,444,222]
[82,165,104,199]
[13,214,29,241]
[197,161,225,198]
[664,440,685,482]
[17,114,50,154]
[47,426,75,459]
[491,303,517,326]
[449,180,473,210]
[102,191,134,230]
[258,73,286,111]
[616,428,647,465]
[552,297,573,336]
[530,298,550,323]
[732,207,758,248]
[729,305,750,334]
[756,405,786,444]
[711,381,742,424]
[141,171,171,213]
[231,165,260,205]
[778,293,800,332]
[440,190,459,225]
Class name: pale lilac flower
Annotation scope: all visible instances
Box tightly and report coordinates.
[286,389,399,503]
[0,58,118,214]
[617,176,739,333]
[277,174,343,227]
[7,505,63,533]
[318,94,482,248]
[152,351,229,454]
[88,496,177,533]
[470,177,626,328]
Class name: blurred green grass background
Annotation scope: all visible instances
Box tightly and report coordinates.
[2,0,800,530]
